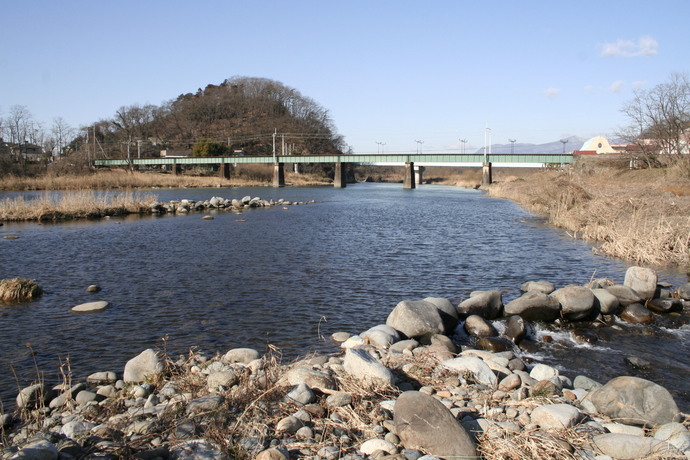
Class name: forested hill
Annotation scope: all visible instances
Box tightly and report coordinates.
[82,76,345,159]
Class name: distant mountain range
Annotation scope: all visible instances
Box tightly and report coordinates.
[473,135,590,154]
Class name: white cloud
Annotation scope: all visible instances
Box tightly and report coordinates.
[543,88,561,99]
[600,35,658,57]
[632,80,647,89]
[610,80,624,93]
[583,85,594,95]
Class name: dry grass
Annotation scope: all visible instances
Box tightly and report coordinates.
[488,168,690,268]
[0,191,158,221]
[0,278,43,303]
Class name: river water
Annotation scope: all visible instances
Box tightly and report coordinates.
[0,184,688,411]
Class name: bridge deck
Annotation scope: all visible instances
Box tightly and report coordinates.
[94,153,573,167]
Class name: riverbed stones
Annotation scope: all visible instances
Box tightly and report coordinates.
[503,315,526,343]
[606,284,643,306]
[592,433,681,458]
[647,297,683,313]
[343,348,395,386]
[531,404,583,429]
[13,439,59,459]
[591,288,620,315]
[386,299,445,338]
[123,349,163,382]
[457,290,503,319]
[585,376,679,427]
[679,282,690,300]
[285,367,337,392]
[504,291,561,321]
[70,300,109,313]
[361,324,400,349]
[520,280,555,294]
[550,285,594,320]
[86,371,117,383]
[222,347,260,364]
[620,303,654,324]
[464,315,497,338]
[624,266,658,300]
[394,391,477,459]
[16,383,50,410]
[441,355,497,387]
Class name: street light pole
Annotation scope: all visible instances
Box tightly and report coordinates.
[415,140,423,154]
[459,138,467,154]
[560,139,569,153]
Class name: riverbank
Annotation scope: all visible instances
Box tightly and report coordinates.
[2,267,689,459]
[486,161,690,269]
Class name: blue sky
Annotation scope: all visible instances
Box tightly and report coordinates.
[1,0,688,153]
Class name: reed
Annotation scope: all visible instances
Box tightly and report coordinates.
[0,191,158,222]
[488,169,690,268]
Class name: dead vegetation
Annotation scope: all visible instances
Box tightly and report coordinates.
[0,278,42,303]
[487,162,690,268]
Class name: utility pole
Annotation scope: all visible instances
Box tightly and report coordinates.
[272,128,277,162]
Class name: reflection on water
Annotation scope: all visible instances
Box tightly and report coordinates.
[0,183,688,410]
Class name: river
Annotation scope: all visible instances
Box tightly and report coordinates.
[0,183,688,411]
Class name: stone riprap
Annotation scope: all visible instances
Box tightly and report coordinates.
[149,195,315,215]
[1,266,688,459]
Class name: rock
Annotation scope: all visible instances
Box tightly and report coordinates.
[625,356,652,369]
[591,288,620,315]
[361,324,399,349]
[13,439,58,460]
[429,334,457,354]
[441,356,497,387]
[606,285,642,306]
[678,282,690,300]
[386,300,446,338]
[520,280,555,294]
[123,349,163,382]
[86,285,101,293]
[654,422,690,452]
[61,420,96,439]
[276,415,303,434]
[504,291,560,321]
[463,315,497,338]
[531,404,582,429]
[620,303,654,324]
[16,383,50,410]
[457,290,503,319]
[389,339,419,354]
[360,438,397,455]
[624,266,658,300]
[286,367,337,392]
[503,315,527,344]
[573,375,602,391]
[475,337,513,352]
[424,296,459,331]
[340,335,365,349]
[331,331,351,343]
[286,383,315,405]
[70,301,109,313]
[86,371,117,383]
[207,370,237,390]
[647,298,683,313]
[394,391,477,459]
[170,439,229,460]
[343,348,395,386]
[592,433,681,459]
[222,347,260,364]
[74,390,98,405]
[255,448,289,460]
[529,363,559,382]
[186,394,224,414]
[551,285,595,320]
[498,374,521,392]
[585,376,679,427]
[572,329,597,344]
[326,392,353,408]
[531,379,559,397]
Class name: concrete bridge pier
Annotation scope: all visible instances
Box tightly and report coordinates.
[415,166,425,185]
[218,162,231,179]
[333,162,346,188]
[171,161,181,175]
[403,162,416,189]
[273,162,285,187]
[482,162,493,185]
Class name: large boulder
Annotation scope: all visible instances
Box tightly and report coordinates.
[123,349,163,383]
[423,296,459,331]
[624,266,658,300]
[550,285,595,320]
[343,348,395,386]
[606,285,642,306]
[585,376,679,427]
[394,391,477,458]
[386,300,445,338]
[620,303,654,324]
[504,291,560,321]
[520,280,555,294]
[463,315,497,338]
[591,288,620,315]
[457,290,503,319]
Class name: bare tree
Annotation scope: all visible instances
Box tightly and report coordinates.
[6,105,33,144]
[620,72,690,166]
[50,117,75,158]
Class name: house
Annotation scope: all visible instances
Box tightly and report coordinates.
[573,136,618,154]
